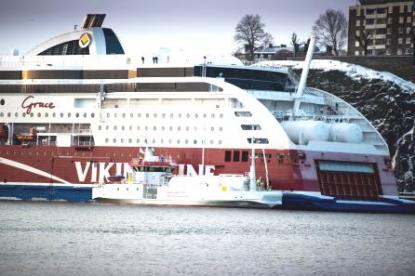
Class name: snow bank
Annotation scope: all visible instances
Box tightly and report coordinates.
[254,59,415,93]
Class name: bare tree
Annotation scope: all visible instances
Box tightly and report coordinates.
[355,30,372,56]
[312,9,348,56]
[291,33,300,57]
[234,14,271,61]
[261,33,274,49]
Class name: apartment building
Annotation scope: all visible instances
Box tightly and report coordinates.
[348,0,414,56]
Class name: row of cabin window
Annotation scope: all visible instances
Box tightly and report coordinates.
[0,112,95,119]
[105,112,224,119]
[104,137,222,145]
[99,125,224,132]
[225,150,250,162]
[225,151,287,163]
[0,111,226,120]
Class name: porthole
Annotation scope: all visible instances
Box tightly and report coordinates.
[114,126,117,130]
[76,113,79,118]
[121,138,124,143]
[7,112,11,117]
[130,113,133,118]
[105,125,109,130]
[218,140,222,144]
[121,126,125,131]
[106,113,110,118]
[0,112,3,117]
[153,126,157,131]
[67,113,71,118]
[0,99,4,105]
[128,138,132,143]
[219,113,223,118]
[153,113,157,118]
[193,140,197,144]
[186,126,189,131]
[137,126,140,130]
[162,113,166,118]
[146,113,149,118]
[114,113,117,118]
[177,126,181,131]
[219,127,223,131]
[83,113,87,118]
[22,113,26,117]
[137,113,141,118]
[185,139,189,144]
[53,113,56,118]
[211,127,214,131]
[98,126,102,130]
[177,139,180,144]
[60,113,64,118]
[136,138,140,143]
[152,139,156,143]
[30,113,34,117]
[105,138,109,143]
[129,126,132,130]
[113,138,116,143]
[170,113,173,118]
[145,126,148,131]
[161,126,165,131]
[122,113,126,118]
[91,113,95,118]
[14,112,18,117]
[45,113,49,118]
[186,113,190,118]
[169,126,173,131]
[37,113,41,117]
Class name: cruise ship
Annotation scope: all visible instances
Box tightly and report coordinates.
[0,14,413,212]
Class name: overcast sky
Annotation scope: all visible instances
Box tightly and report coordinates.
[0,0,356,56]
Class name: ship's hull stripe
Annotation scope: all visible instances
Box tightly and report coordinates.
[0,157,69,184]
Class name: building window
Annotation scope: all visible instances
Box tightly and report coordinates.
[407,27,412,34]
[387,28,392,35]
[399,17,404,24]
[406,37,412,44]
[356,30,360,36]
[399,27,404,34]
[386,39,391,45]
[405,48,413,55]
[388,17,392,24]
[398,38,403,44]
[355,41,360,47]
[356,20,360,27]
[407,16,412,23]
[354,51,360,56]
[397,49,403,55]
[366,19,375,25]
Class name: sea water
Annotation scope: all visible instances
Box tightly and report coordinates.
[0,201,414,276]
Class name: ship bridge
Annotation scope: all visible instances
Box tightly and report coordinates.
[25,14,124,56]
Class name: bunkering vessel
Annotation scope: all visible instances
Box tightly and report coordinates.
[0,14,414,212]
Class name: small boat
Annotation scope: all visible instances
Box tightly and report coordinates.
[92,147,283,208]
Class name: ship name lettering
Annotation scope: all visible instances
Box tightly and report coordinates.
[21,95,56,114]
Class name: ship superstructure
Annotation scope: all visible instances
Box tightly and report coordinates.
[1,14,409,212]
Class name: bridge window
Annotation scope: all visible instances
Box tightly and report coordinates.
[235,111,252,117]
[247,138,269,144]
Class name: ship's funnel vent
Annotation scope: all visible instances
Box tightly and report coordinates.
[81,14,106,29]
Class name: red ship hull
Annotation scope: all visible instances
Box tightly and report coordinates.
[0,145,397,197]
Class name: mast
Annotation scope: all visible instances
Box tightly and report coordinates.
[249,147,256,191]
[293,36,316,117]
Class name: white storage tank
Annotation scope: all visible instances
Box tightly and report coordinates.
[281,121,330,144]
[329,123,363,143]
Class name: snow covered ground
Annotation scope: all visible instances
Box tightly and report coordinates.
[254,60,415,93]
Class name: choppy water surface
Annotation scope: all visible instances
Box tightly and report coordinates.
[0,201,414,276]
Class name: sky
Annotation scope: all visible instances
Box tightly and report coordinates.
[0,0,356,57]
